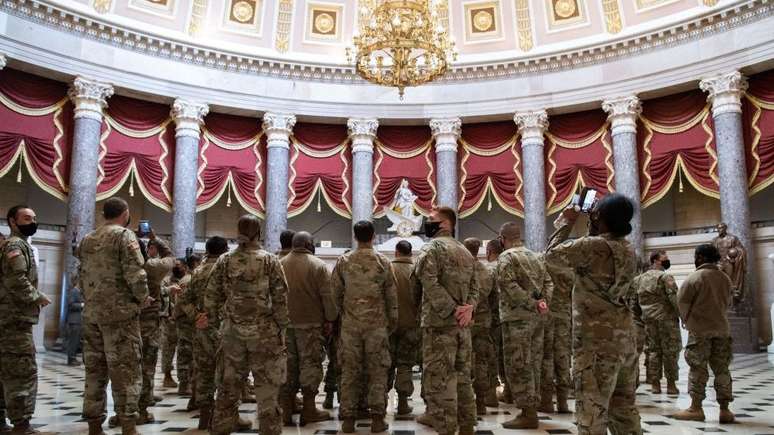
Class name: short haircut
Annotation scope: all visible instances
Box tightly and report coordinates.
[486,238,504,256]
[7,205,30,222]
[435,206,457,230]
[594,193,633,238]
[175,257,187,266]
[353,220,375,243]
[649,250,667,265]
[103,197,129,220]
[463,237,481,257]
[395,240,412,256]
[206,236,228,256]
[292,231,313,249]
[280,230,296,250]
[147,239,164,251]
[186,254,201,269]
[499,222,521,241]
[695,244,721,263]
[237,214,262,241]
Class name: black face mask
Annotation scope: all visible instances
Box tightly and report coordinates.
[424,221,441,238]
[172,268,185,279]
[16,222,38,237]
[125,215,132,228]
[661,260,671,270]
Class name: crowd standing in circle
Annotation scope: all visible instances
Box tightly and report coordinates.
[0,193,737,435]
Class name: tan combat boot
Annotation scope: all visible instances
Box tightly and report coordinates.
[666,381,679,395]
[137,410,155,425]
[719,402,735,424]
[651,382,662,394]
[300,391,332,426]
[397,395,413,415]
[120,418,139,435]
[538,393,555,414]
[10,420,37,435]
[198,406,213,431]
[162,372,177,388]
[341,418,356,433]
[87,418,105,435]
[673,397,705,422]
[556,390,571,414]
[502,407,539,430]
[370,415,389,433]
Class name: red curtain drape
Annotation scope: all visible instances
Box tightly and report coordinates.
[638,90,718,206]
[0,68,72,199]
[98,96,174,210]
[289,123,351,217]
[197,113,265,216]
[459,121,523,217]
[374,126,436,216]
[744,70,774,194]
[545,110,613,213]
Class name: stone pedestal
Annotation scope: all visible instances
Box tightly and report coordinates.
[514,110,549,251]
[603,96,644,261]
[171,99,208,256]
[430,118,462,210]
[263,113,296,253]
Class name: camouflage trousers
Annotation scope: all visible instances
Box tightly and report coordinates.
[644,319,681,383]
[502,318,543,409]
[194,326,220,407]
[634,323,646,386]
[0,324,37,423]
[176,319,195,388]
[493,323,505,387]
[573,345,642,435]
[323,335,338,394]
[161,317,178,374]
[423,326,476,434]
[684,334,733,403]
[339,326,390,417]
[281,327,326,397]
[388,327,419,397]
[138,312,161,411]
[470,325,496,396]
[211,326,286,435]
[83,319,142,422]
[541,315,572,400]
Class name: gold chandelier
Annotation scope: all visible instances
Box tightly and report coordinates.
[346,0,458,99]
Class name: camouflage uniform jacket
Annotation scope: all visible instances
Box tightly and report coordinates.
[174,273,196,321]
[76,224,149,325]
[635,269,679,322]
[496,246,553,323]
[545,260,573,322]
[545,224,637,356]
[473,260,498,327]
[204,244,289,339]
[280,248,337,328]
[331,247,398,331]
[180,257,218,323]
[142,239,175,315]
[392,258,418,331]
[413,231,480,328]
[0,231,41,325]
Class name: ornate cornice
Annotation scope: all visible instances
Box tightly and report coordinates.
[68,76,114,121]
[430,118,462,153]
[602,95,642,136]
[0,53,6,70]
[1,0,771,86]
[514,110,548,145]
[347,118,378,154]
[171,99,208,139]
[263,113,296,149]
[700,71,749,116]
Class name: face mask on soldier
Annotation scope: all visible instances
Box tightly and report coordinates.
[661,259,671,270]
[172,267,185,279]
[424,220,441,238]
[16,222,38,237]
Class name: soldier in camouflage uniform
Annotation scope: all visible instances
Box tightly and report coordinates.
[279,231,337,425]
[0,206,50,435]
[204,215,288,435]
[545,193,642,435]
[627,262,648,389]
[484,239,503,408]
[462,238,497,416]
[160,261,187,391]
[176,256,199,405]
[332,221,397,433]
[674,244,735,424]
[183,236,229,430]
[77,197,149,435]
[388,240,419,416]
[635,250,681,395]
[542,258,573,413]
[496,223,553,429]
[414,207,479,435]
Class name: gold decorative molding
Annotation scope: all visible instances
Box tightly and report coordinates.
[602,0,623,33]
[188,0,208,35]
[93,0,111,13]
[703,0,719,5]
[275,0,293,52]
[515,0,534,51]
[437,0,450,31]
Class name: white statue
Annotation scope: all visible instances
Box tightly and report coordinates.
[394,179,418,218]
[385,179,423,238]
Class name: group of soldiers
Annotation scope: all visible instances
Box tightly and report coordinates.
[0,192,740,435]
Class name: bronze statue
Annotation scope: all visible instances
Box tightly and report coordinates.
[711,223,746,303]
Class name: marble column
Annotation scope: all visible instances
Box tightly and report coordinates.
[514,110,549,251]
[171,99,208,256]
[603,95,644,261]
[430,118,462,210]
[262,113,296,253]
[63,77,113,330]
[347,118,379,226]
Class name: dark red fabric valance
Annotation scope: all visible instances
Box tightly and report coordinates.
[744,70,774,195]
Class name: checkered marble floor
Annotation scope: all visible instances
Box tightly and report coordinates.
[26,351,774,434]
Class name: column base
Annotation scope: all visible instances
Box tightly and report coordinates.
[728,315,759,353]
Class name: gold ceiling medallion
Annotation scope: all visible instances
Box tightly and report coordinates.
[554,0,576,18]
[346,0,458,99]
[472,9,494,32]
[232,1,255,22]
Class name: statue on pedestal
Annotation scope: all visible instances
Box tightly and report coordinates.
[385,179,423,238]
[712,222,746,304]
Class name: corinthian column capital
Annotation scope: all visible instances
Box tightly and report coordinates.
[262,113,297,149]
[347,118,379,154]
[68,77,114,121]
[514,110,548,145]
[602,95,642,136]
[700,71,749,116]
[430,118,462,153]
[171,99,209,139]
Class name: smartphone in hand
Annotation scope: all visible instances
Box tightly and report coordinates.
[138,220,152,237]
